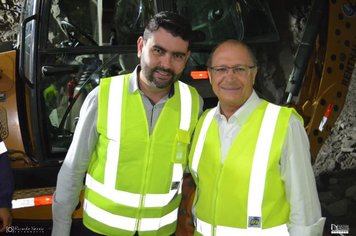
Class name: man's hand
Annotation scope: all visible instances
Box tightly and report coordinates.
[0,208,12,232]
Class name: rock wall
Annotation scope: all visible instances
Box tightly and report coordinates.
[0,0,21,42]
[314,69,356,176]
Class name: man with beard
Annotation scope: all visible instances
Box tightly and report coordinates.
[52,11,202,236]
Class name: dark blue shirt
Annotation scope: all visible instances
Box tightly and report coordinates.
[0,139,13,208]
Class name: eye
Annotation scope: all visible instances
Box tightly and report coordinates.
[172,53,185,61]
[152,47,164,55]
[234,66,247,73]
[215,67,228,73]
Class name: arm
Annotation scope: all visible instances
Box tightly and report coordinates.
[0,140,13,232]
[176,172,196,236]
[51,88,99,236]
[281,114,326,236]
[0,208,12,233]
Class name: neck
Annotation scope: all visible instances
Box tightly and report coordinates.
[219,103,240,120]
[138,76,171,104]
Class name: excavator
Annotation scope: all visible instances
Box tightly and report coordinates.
[0,0,354,234]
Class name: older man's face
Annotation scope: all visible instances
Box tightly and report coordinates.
[208,42,257,111]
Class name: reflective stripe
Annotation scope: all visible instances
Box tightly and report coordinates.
[138,208,178,231]
[84,199,178,231]
[86,174,140,207]
[196,218,213,236]
[12,196,53,209]
[197,218,288,236]
[247,104,281,225]
[172,163,184,183]
[84,199,136,231]
[178,81,192,131]
[12,198,35,209]
[86,163,183,208]
[0,141,7,154]
[191,108,216,178]
[105,78,124,188]
[143,163,183,207]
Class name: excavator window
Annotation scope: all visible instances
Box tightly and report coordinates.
[37,0,278,160]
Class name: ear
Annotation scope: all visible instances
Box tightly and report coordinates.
[252,68,258,84]
[208,70,212,84]
[137,36,144,58]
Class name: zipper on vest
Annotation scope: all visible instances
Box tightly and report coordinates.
[149,105,155,134]
[136,194,145,231]
[136,165,149,231]
[136,136,153,231]
[212,163,224,236]
[135,218,140,232]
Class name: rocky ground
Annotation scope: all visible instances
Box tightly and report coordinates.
[314,69,356,175]
[314,69,356,236]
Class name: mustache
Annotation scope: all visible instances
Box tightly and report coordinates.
[153,66,175,77]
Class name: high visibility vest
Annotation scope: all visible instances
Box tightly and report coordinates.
[84,74,200,236]
[189,101,302,236]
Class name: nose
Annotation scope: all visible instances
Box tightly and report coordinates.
[223,70,241,84]
[227,68,236,75]
[159,54,173,69]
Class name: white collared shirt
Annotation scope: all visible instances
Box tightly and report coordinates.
[52,67,203,236]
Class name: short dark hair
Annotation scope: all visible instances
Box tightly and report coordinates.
[143,11,192,43]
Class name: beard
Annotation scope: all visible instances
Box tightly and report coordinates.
[142,64,182,89]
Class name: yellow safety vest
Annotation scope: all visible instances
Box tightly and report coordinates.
[189,101,302,236]
[84,74,200,236]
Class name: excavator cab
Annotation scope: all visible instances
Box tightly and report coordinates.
[9,0,280,165]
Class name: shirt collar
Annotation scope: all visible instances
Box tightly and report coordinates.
[214,90,262,125]
[128,65,140,94]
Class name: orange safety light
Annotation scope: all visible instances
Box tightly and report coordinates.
[191,70,209,80]
[34,195,53,206]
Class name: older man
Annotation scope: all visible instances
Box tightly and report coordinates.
[188,40,325,236]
